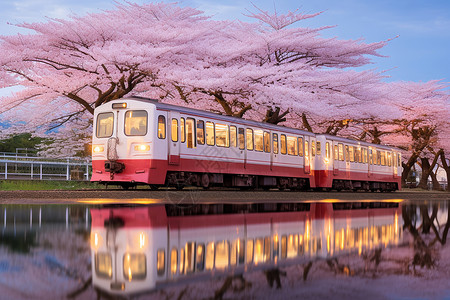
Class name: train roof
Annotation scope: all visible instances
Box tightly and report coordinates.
[119,96,316,137]
[318,134,402,151]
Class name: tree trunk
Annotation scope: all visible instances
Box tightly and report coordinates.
[418,157,431,190]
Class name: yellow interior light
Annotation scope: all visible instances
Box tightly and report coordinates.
[112,103,127,109]
[134,144,150,151]
[93,145,104,153]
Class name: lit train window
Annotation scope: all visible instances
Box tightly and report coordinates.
[305,141,309,157]
[246,240,254,264]
[356,148,361,163]
[158,115,166,139]
[123,253,147,280]
[338,144,344,161]
[171,118,178,142]
[215,123,229,147]
[345,145,349,161]
[254,237,270,264]
[311,141,315,157]
[369,149,373,165]
[238,128,245,150]
[299,235,304,254]
[264,132,270,153]
[180,248,185,274]
[273,235,279,260]
[186,118,196,148]
[287,136,298,156]
[387,152,392,167]
[184,242,195,274]
[280,135,287,155]
[215,241,230,270]
[349,146,355,162]
[206,122,215,146]
[287,234,298,258]
[381,151,386,166]
[180,118,185,143]
[316,142,321,155]
[125,110,148,136]
[230,126,237,147]
[298,137,303,157]
[325,142,330,159]
[196,244,205,271]
[231,239,245,265]
[254,130,263,152]
[393,153,397,167]
[246,128,254,150]
[363,148,368,164]
[334,145,338,161]
[95,252,112,278]
[96,112,114,138]
[156,250,165,277]
[398,153,401,166]
[281,236,287,259]
[205,242,214,270]
[273,134,278,154]
[377,151,381,165]
[197,120,204,145]
[170,248,178,275]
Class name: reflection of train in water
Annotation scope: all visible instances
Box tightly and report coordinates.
[91,97,402,191]
[90,202,402,295]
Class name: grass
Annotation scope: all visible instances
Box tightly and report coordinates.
[0,180,102,191]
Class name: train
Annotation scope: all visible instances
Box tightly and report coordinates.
[91,97,402,191]
[90,202,403,296]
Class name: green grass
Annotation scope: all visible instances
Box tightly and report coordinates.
[0,180,102,191]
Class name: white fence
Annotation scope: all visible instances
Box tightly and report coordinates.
[0,153,91,180]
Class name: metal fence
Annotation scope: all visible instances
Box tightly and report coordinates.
[0,153,91,180]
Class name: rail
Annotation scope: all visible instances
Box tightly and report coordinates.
[0,154,91,180]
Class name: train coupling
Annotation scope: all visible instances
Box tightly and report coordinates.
[105,161,125,174]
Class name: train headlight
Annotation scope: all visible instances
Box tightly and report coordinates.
[123,253,146,281]
[95,253,112,278]
[93,145,105,153]
[134,144,150,152]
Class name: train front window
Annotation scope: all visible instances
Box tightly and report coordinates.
[123,253,146,280]
[95,252,112,278]
[125,110,147,136]
[96,112,114,138]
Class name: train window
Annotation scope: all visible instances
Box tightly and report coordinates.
[158,115,166,139]
[398,153,401,166]
[230,126,237,147]
[264,132,271,153]
[311,141,316,157]
[316,142,321,155]
[216,123,229,147]
[246,240,254,264]
[231,239,244,266]
[180,248,185,274]
[325,142,330,159]
[95,253,112,278]
[381,151,386,166]
[215,241,230,270]
[345,145,349,162]
[238,128,245,150]
[254,238,264,264]
[180,118,185,143]
[393,153,397,167]
[246,128,254,150]
[273,235,279,260]
[377,151,381,165]
[156,251,165,277]
[171,118,178,142]
[254,130,263,152]
[206,122,215,146]
[287,234,298,258]
[196,244,205,271]
[287,136,298,156]
[273,134,278,154]
[305,140,309,157]
[280,135,287,155]
[281,236,287,259]
[123,253,147,280]
[184,242,195,274]
[205,242,214,270]
[349,146,355,162]
[125,110,148,136]
[363,148,368,164]
[298,137,303,157]
[334,145,338,161]
[338,144,344,161]
[170,248,178,275]
[186,118,196,149]
[197,120,205,145]
[299,235,304,254]
[96,112,114,138]
[387,152,392,167]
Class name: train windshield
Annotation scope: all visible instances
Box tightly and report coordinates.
[124,110,148,136]
[96,112,114,138]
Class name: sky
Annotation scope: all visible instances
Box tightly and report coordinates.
[0,0,449,94]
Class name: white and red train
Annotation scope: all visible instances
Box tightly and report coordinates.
[90,202,402,295]
[91,97,402,191]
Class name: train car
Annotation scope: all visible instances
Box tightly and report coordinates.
[315,135,402,191]
[90,202,402,296]
[91,97,402,191]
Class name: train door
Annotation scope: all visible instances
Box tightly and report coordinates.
[333,141,339,176]
[368,147,373,178]
[304,136,310,174]
[168,111,180,165]
[345,145,350,179]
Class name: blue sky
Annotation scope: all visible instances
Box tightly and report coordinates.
[0,0,449,87]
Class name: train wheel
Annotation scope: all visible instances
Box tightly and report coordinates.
[201,173,210,189]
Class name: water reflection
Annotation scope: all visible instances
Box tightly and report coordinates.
[0,201,448,299]
[90,202,403,297]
